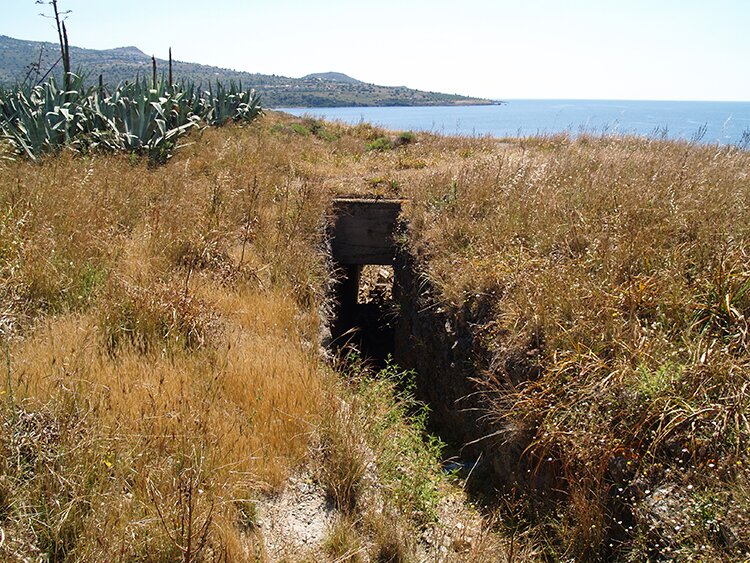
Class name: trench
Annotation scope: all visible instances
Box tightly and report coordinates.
[326,197,572,536]
[325,197,655,555]
[327,198,401,367]
[326,197,498,479]
[326,197,557,495]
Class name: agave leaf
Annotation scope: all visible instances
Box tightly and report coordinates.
[0,74,262,161]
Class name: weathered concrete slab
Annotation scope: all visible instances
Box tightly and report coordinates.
[330,198,403,265]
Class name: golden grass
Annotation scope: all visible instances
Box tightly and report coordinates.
[398,133,750,559]
[0,112,500,560]
[2,110,749,560]
[0,116,338,559]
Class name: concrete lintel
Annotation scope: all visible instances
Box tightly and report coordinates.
[330,198,404,265]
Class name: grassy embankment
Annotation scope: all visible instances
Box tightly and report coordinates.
[1,110,749,561]
[0,114,506,561]
[404,133,750,560]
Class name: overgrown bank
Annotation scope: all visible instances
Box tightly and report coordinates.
[0,114,506,560]
[1,111,749,560]
[398,134,750,560]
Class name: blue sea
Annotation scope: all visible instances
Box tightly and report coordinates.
[279,100,750,146]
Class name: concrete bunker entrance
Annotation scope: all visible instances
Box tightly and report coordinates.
[327,198,506,499]
[329,198,403,363]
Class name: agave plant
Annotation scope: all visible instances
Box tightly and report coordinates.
[0,76,91,159]
[0,74,262,162]
[206,80,262,126]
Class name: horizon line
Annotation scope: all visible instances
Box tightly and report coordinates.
[491,97,750,104]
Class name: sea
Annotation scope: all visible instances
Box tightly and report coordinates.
[278,100,750,146]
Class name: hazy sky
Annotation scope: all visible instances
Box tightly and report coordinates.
[2,0,749,101]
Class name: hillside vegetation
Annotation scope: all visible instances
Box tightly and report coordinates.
[0,75,261,162]
[1,111,749,561]
[0,35,498,108]
[404,134,750,560]
[0,114,508,561]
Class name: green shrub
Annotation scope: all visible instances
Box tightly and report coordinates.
[290,123,311,136]
[365,136,393,152]
[357,357,444,523]
[395,131,416,146]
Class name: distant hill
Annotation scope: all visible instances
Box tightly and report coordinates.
[0,35,499,108]
[302,72,362,84]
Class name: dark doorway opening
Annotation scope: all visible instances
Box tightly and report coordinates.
[331,264,396,365]
[328,198,402,366]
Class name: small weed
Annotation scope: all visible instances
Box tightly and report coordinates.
[171,235,235,282]
[634,361,684,400]
[324,517,363,562]
[394,131,416,146]
[367,512,409,563]
[317,129,339,142]
[147,454,218,562]
[366,137,393,152]
[290,123,311,136]
[319,400,367,513]
[396,155,427,170]
[352,122,387,141]
[301,118,339,141]
[72,261,108,306]
[692,265,750,351]
[236,499,259,530]
[694,492,723,536]
[355,357,444,524]
[428,179,459,212]
[366,176,400,195]
[0,473,11,521]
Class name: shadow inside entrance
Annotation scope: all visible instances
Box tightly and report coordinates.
[330,264,396,368]
[328,198,402,367]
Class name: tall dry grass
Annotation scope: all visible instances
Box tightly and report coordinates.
[0,113,504,560]
[0,117,340,559]
[401,133,750,559]
[4,108,747,560]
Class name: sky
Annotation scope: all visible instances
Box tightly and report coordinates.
[2,0,749,101]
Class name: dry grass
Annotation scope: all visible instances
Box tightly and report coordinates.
[2,109,747,560]
[323,516,364,562]
[400,133,750,559]
[0,117,336,559]
[0,113,506,560]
